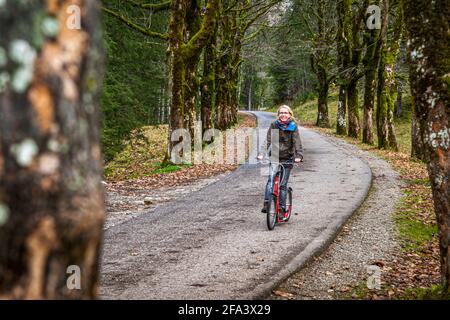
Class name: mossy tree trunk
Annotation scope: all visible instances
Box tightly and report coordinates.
[403,0,450,291]
[166,0,186,163]
[376,0,401,151]
[308,0,335,128]
[201,30,218,133]
[214,8,239,130]
[346,0,366,139]
[336,85,348,135]
[336,0,349,135]
[411,111,428,161]
[224,10,238,129]
[213,0,276,130]
[362,0,385,144]
[316,0,330,129]
[214,12,231,130]
[184,0,202,141]
[362,66,377,143]
[229,17,242,126]
[166,0,219,162]
[314,64,330,128]
[337,0,366,138]
[395,78,403,118]
[347,79,361,138]
[0,0,105,299]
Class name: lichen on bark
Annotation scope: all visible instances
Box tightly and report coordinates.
[403,0,450,291]
[0,0,105,299]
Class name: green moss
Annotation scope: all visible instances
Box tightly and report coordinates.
[400,285,450,300]
[395,215,437,252]
[149,162,193,175]
[394,186,437,252]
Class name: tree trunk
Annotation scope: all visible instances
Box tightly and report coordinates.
[411,112,428,161]
[376,57,399,151]
[201,41,215,133]
[362,68,376,144]
[336,85,347,135]
[312,0,331,128]
[247,78,252,111]
[316,78,330,128]
[341,0,365,139]
[215,54,227,130]
[403,0,450,291]
[376,0,400,151]
[229,21,242,127]
[0,0,105,299]
[362,1,384,145]
[395,80,402,118]
[167,52,185,162]
[214,12,232,130]
[347,80,360,138]
[184,0,202,141]
[165,0,219,162]
[336,0,362,137]
[165,0,186,164]
[184,59,200,141]
[312,53,330,128]
[216,9,240,130]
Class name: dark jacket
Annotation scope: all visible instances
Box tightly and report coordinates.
[261,119,304,161]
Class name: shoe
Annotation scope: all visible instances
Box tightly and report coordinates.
[278,207,287,220]
[261,201,269,213]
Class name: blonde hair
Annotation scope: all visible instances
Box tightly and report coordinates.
[276,105,295,120]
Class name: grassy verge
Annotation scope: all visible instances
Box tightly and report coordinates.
[288,90,445,299]
[103,124,169,181]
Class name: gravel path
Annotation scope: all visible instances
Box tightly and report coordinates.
[270,132,404,300]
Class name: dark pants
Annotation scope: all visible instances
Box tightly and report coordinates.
[264,162,292,210]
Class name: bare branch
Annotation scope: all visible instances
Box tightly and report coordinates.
[102,6,169,40]
[124,0,172,12]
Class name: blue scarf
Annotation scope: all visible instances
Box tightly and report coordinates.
[275,119,297,132]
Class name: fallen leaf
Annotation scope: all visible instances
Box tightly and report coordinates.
[273,290,294,298]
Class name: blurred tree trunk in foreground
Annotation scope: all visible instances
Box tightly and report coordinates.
[403,0,450,291]
[0,0,105,299]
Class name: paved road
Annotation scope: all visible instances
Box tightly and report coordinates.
[100,111,372,299]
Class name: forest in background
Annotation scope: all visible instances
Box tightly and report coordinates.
[100,0,414,165]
